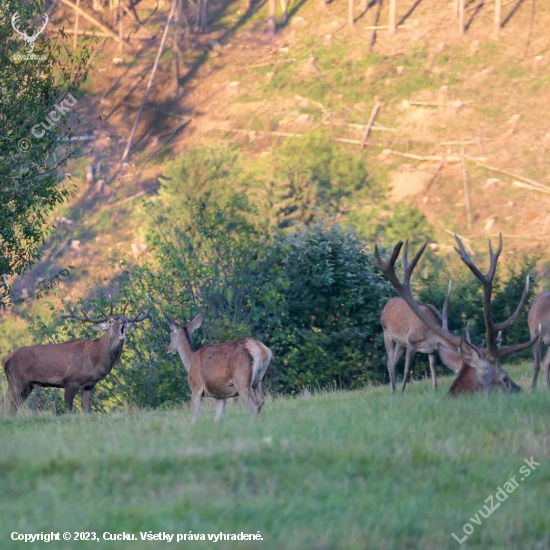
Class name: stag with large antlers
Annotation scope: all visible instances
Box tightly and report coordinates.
[11,12,49,54]
[165,311,272,423]
[381,280,455,392]
[2,297,151,413]
[374,235,537,395]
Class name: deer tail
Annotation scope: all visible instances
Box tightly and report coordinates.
[2,352,14,380]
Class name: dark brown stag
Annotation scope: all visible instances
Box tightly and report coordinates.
[374,234,537,395]
[3,298,151,413]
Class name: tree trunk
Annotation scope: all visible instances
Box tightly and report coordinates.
[267,0,277,36]
[348,0,354,27]
[171,0,181,96]
[280,0,287,22]
[194,0,207,32]
[494,0,501,38]
[73,0,80,50]
[118,0,123,53]
[320,0,326,9]
[388,0,397,35]
[458,0,465,34]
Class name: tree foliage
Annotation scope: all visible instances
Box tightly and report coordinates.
[31,197,394,410]
[0,0,91,307]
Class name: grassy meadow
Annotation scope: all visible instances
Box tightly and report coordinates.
[1,362,549,549]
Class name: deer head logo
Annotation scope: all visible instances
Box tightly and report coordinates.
[11,12,49,54]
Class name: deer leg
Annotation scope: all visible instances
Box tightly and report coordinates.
[81,388,94,413]
[383,333,399,392]
[64,387,77,413]
[7,381,32,414]
[190,390,202,424]
[252,379,265,412]
[542,348,550,388]
[214,398,226,421]
[532,338,543,389]
[428,353,437,391]
[237,385,261,417]
[401,346,416,392]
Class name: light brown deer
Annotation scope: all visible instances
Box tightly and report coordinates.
[528,292,550,388]
[2,298,151,413]
[165,312,272,423]
[381,279,454,392]
[374,234,537,395]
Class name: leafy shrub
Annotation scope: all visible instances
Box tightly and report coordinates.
[30,198,393,410]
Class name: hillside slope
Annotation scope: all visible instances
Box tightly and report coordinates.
[2,0,550,350]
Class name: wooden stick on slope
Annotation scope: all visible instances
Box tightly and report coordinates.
[361,100,381,148]
[120,0,178,163]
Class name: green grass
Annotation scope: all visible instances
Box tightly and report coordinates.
[1,362,549,549]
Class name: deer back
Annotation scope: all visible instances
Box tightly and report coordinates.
[528,292,550,343]
[381,297,444,349]
[189,338,269,392]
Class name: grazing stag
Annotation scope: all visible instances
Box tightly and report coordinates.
[2,298,151,413]
[381,279,454,392]
[374,234,537,395]
[528,292,550,388]
[164,312,272,423]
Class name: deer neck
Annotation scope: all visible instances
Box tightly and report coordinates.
[96,332,124,377]
[448,363,486,395]
[176,328,196,372]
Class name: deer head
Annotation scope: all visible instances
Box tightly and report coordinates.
[164,311,204,356]
[374,235,538,394]
[62,295,152,349]
[11,12,49,54]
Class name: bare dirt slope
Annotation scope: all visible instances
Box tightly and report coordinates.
[8,0,550,324]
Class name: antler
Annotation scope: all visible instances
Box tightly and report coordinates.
[126,295,152,324]
[37,13,49,36]
[61,303,110,324]
[374,241,461,348]
[441,279,452,331]
[11,13,27,38]
[453,233,531,359]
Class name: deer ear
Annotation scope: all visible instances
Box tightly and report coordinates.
[459,339,484,369]
[92,322,109,332]
[187,310,204,334]
[163,313,179,332]
[437,343,461,372]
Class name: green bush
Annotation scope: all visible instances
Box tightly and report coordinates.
[30,198,393,410]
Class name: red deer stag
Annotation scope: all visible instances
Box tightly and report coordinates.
[374,235,537,395]
[528,292,550,388]
[164,312,272,423]
[2,298,151,413]
[381,279,454,392]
